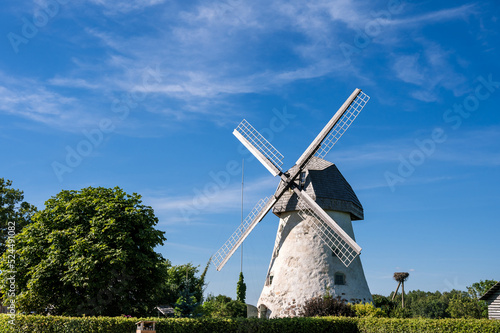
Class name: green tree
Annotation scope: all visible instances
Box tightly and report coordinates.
[467,279,498,300]
[372,294,394,315]
[174,295,202,318]
[0,186,167,316]
[410,293,448,319]
[236,272,246,303]
[202,294,247,318]
[158,260,209,308]
[441,279,499,319]
[448,294,484,319]
[0,178,37,254]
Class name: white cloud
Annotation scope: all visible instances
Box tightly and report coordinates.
[87,0,166,14]
[393,55,426,86]
[48,77,101,90]
[0,74,87,128]
[392,41,468,101]
[386,4,476,28]
[144,176,277,225]
[2,1,486,131]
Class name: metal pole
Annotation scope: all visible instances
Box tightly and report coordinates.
[240,159,244,273]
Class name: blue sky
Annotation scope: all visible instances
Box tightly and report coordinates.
[1,0,499,306]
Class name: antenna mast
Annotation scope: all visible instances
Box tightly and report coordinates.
[240,159,244,273]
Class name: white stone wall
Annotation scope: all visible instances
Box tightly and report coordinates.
[257,210,372,318]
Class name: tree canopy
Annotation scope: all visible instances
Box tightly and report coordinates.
[158,261,208,307]
[202,294,247,318]
[0,186,167,317]
[0,178,36,254]
[373,279,498,319]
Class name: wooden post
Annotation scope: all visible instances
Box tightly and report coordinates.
[401,281,405,308]
[392,281,401,301]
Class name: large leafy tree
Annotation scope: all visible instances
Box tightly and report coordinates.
[0,186,167,316]
[0,178,37,254]
[158,261,209,306]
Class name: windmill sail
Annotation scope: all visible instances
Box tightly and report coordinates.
[293,187,361,267]
[296,89,370,169]
[233,119,284,176]
[212,196,277,271]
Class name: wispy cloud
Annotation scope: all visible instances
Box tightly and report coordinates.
[392,41,468,101]
[386,4,476,28]
[87,0,167,14]
[48,77,101,90]
[1,1,486,131]
[0,72,94,129]
[144,176,277,225]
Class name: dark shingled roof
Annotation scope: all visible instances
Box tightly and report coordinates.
[480,281,500,301]
[272,156,364,220]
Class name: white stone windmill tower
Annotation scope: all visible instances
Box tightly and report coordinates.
[212,89,372,318]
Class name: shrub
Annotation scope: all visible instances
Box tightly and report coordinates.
[390,307,412,318]
[448,295,485,319]
[301,295,355,317]
[202,294,247,318]
[352,302,387,318]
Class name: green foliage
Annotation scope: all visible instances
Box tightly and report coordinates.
[0,178,36,254]
[3,314,500,333]
[301,295,355,317]
[357,317,500,333]
[390,307,413,318]
[378,286,494,320]
[236,272,246,303]
[448,294,485,319]
[352,303,387,318]
[0,186,167,317]
[202,294,247,318]
[158,260,208,309]
[371,294,393,315]
[382,289,469,319]
[465,279,497,318]
[162,260,210,318]
[174,295,202,318]
[371,282,498,320]
[467,279,498,300]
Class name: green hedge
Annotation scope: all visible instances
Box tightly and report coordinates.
[1,315,499,333]
[357,317,500,333]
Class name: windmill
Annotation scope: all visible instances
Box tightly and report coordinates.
[212,89,372,318]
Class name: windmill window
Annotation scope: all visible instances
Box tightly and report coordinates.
[269,275,274,285]
[299,172,306,188]
[335,272,346,285]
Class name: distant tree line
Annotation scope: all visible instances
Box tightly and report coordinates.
[372,279,497,319]
[299,280,497,319]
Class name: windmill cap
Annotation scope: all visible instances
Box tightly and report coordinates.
[273,156,364,220]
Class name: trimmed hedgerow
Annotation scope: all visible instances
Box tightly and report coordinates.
[0,315,358,333]
[1,314,500,333]
[357,317,500,333]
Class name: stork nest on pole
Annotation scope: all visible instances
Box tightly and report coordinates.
[393,272,409,283]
